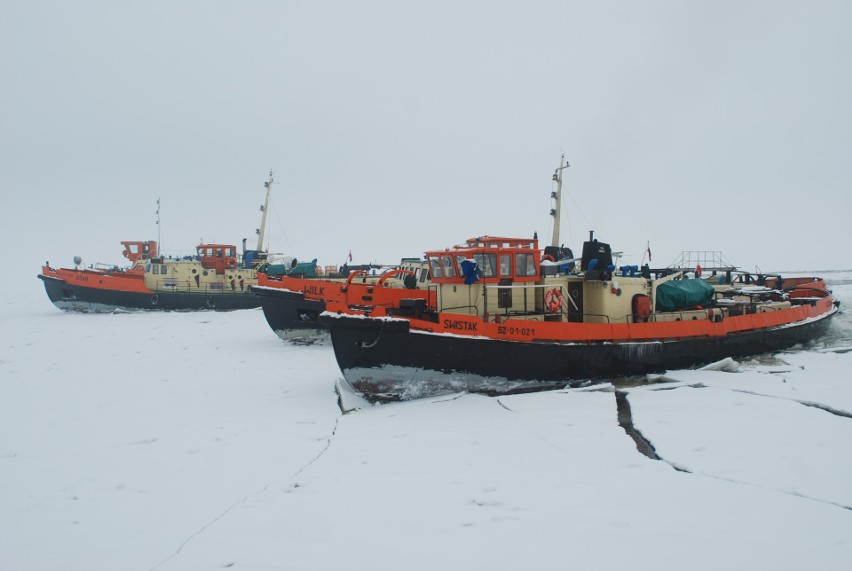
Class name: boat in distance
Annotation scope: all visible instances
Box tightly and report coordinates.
[38,173,281,312]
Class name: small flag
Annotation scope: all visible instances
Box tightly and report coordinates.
[349,250,353,262]
[646,242,652,262]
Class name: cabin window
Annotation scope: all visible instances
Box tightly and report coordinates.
[441,256,456,278]
[429,257,443,278]
[515,253,536,277]
[499,254,511,277]
[420,268,430,282]
[455,255,467,273]
[473,253,497,277]
[152,265,159,275]
[160,264,167,274]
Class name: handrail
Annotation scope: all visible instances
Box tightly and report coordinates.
[481,281,579,312]
[150,280,250,294]
[344,270,368,288]
[427,284,440,312]
[377,269,414,287]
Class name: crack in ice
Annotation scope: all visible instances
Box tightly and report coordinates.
[622,392,852,512]
[730,388,852,418]
[148,417,341,570]
[694,471,852,512]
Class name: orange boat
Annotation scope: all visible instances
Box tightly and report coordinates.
[253,258,433,340]
[318,159,840,401]
[38,173,278,312]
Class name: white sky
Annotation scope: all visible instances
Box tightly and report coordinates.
[3,0,851,276]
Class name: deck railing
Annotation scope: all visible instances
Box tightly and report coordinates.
[148,280,252,294]
[429,281,724,325]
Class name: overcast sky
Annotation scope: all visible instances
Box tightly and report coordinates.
[3,0,851,283]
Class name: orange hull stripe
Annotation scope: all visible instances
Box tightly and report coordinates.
[42,267,152,294]
[362,297,834,343]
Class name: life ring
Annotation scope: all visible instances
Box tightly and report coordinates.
[226,256,238,269]
[151,294,159,306]
[542,254,555,263]
[545,288,563,312]
[695,264,702,278]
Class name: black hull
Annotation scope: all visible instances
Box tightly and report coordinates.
[38,275,260,312]
[320,311,838,401]
[253,286,328,340]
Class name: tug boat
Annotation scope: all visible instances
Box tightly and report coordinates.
[319,159,840,401]
[253,258,432,341]
[38,173,278,312]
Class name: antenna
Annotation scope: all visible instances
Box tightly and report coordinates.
[550,155,570,248]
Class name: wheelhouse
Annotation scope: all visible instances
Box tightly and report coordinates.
[198,243,239,274]
[425,236,540,284]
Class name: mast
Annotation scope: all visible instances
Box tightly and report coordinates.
[156,198,161,251]
[256,171,273,251]
[550,155,569,248]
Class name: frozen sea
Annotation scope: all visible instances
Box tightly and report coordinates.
[2,271,852,570]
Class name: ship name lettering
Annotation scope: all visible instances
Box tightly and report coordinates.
[443,319,478,332]
[305,285,325,296]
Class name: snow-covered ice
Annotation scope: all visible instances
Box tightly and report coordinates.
[2,272,851,570]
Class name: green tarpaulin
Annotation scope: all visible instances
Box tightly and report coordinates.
[265,259,318,277]
[655,278,715,311]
